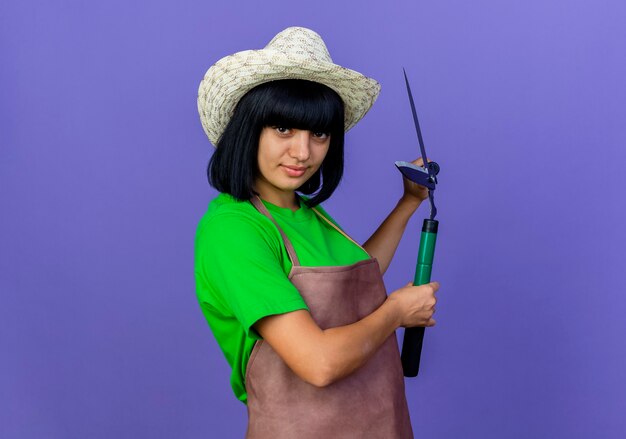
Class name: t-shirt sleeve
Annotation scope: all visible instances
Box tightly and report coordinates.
[195,211,309,340]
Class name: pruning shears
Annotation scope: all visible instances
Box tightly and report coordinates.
[395,68,440,377]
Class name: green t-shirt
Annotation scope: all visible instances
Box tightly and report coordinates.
[194,193,370,405]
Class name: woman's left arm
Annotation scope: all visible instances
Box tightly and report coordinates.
[362,157,431,275]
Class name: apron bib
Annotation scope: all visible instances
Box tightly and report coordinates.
[245,196,413,439]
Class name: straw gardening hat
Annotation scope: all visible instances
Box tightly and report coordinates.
[197,26,381,146]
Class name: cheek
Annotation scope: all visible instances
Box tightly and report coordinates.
[257,147,273,166]
[256,149,281,179]
[259,144,283,164]
[316,144,331,162]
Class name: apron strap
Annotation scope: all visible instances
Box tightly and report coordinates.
[249,195,301,267]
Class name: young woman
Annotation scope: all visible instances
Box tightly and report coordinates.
[195,27,440,438]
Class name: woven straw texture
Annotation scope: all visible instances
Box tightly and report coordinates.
[197,27,381,147]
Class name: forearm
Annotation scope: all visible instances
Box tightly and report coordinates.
[255,297,403,387]
[362,197,421,275]
[319,298,399,386]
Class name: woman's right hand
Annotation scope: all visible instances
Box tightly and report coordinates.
[387,281,441,328]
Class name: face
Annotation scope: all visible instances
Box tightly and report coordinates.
[254,126,331,209]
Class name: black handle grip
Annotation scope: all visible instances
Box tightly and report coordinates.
[401,326,425,377]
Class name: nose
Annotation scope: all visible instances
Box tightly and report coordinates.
[289,130,312,162]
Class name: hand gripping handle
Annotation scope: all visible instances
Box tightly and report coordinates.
[401,218,438,377]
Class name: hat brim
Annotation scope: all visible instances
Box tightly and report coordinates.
[198,48,381,146]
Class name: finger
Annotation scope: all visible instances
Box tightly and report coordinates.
[430,281,440,292]
[413,157,432,165]
[428,318,436,327]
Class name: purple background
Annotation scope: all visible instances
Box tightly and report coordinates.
[2,1,625,438]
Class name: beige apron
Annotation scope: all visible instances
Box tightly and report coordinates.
[245,196,414,439]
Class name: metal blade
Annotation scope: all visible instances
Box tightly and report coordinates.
[403,68,431,178]
[394,161,435,190]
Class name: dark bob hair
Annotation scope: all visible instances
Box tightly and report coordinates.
[207,79,345,208]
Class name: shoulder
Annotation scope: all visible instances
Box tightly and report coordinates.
[200,193,268,229]
[195,193,282,254]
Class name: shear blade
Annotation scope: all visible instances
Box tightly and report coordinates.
[395,161,436,190]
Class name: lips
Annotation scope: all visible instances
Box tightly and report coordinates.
[281,165,307,177]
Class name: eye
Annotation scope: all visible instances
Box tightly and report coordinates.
[273,126,291,134]
[312,131,330,140]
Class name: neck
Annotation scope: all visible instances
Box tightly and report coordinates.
[254,189,300,212]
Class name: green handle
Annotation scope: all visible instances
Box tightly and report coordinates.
[401,219,438,377]
[414,226,437,285]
